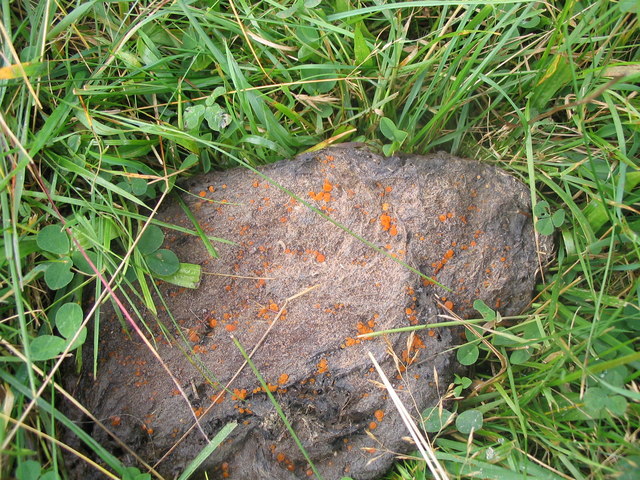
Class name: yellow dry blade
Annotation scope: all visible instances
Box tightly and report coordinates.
[0,62,32,80]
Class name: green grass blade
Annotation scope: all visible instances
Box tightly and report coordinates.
[176,421,237,480]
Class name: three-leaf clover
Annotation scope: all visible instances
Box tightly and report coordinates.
[534,200,565,235]
[184,87,231,133]
[37,225,73,290]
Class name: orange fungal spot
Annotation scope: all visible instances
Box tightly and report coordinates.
[380,214,392,231]
[317,358,328,374]
[357,321,375,336]
[232,388,247,401]
[211,392,226,404]
[187,329,200,343]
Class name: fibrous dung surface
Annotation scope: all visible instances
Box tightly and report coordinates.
[64,147,550,480]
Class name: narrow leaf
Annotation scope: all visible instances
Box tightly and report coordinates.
[177,422,237,480]
[354,24,374,67]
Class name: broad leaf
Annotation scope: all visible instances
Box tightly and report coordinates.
[156,262,202,289]
[473,299,496,320]
[37,224,69,255]
[138,225,164,255]
[16,460,41,480]
[457,343,479,365]
[423,406,453,433]
[145,249,179,276]
[55,303,87,350]
[55,303,83,339]
[456,409,483,434]
[44,258,74,290]
[30,335,66,361]
[72,250,99,275]
[510,347,532,364]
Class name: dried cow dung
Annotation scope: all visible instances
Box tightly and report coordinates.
[65,147,550,480]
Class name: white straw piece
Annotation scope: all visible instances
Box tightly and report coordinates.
[367,351,449,480]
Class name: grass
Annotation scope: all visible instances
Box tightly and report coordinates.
[1,0,638,479]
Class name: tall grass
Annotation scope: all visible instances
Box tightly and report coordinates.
[1,1,638,479]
